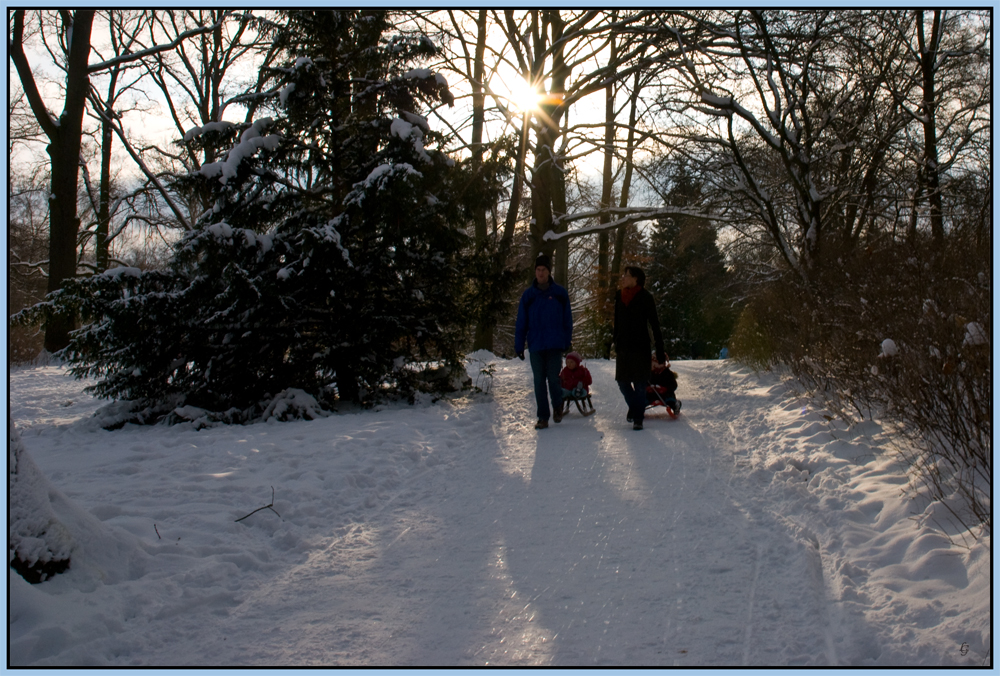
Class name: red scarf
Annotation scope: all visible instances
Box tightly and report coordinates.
[621,285,641,306]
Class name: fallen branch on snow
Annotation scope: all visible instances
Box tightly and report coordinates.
[235,486,281,522]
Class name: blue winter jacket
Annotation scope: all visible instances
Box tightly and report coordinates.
[514,280,573,354]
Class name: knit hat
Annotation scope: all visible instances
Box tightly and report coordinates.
[534,254,552,272]
[566,351,583,366]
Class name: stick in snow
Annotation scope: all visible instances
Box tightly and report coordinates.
[235,486,281,522]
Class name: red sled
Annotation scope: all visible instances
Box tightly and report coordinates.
[645,384,680,419]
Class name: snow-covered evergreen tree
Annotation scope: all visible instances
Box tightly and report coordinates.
[22,10,476,422]
[647,163,737,359]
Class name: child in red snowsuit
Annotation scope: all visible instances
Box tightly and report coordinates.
[559,351,592,399]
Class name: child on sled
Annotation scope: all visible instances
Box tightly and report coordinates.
[559,351,595,416]
[647,354,681,414]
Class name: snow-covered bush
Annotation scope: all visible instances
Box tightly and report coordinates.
[738,238,991,535]
[15,11,477,423]
[260,389,328,422]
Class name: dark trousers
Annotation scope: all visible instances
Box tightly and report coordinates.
[529,348,563,421]
[617,378,648,423]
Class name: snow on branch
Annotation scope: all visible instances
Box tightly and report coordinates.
[9,252,50,278]
[400,68,454,106]
[197,118,281,184]
[699,90,783,149]
[183,121,237,143]
[87,18,229,73]
[543,206,729,242]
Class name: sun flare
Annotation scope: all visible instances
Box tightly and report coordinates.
[497,75,541,113]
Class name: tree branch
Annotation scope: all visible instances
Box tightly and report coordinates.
[235,486,281,522]
[9,10,60,139]
[89,103,193,230]
[87,16,230,73]
[544,206,730,242]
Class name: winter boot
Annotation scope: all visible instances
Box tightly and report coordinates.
[535,419,549,430]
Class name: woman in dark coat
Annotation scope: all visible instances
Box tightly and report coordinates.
[612,266,665,430]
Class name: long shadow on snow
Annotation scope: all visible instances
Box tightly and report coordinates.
[496,405,877,666]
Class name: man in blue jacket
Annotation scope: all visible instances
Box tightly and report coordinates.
[515,254,573,429]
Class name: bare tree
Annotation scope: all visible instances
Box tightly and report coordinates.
[430,9,511,352]
[686,10,993,534]
[889,10,991,245]
[413,10,720,354]
[9,86,45,162]
[9,172,52,363]
[81,10,155,272]
[662,10,877,282]
[10,9,230,352]
[91,10,279,234]
[10,9,96,352]
[140,11,279,168]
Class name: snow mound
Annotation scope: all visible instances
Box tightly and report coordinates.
[9,418,73,583]
[9,416,147,590]
[260,388,329,422]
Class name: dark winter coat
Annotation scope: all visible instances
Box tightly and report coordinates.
[514,279,573,355]
[649,366,678,396]
[613,287,665,382]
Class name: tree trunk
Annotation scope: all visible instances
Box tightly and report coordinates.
[14,10,96,353]
[502,111,530,247]
[470,10,495,352]
[96,104,114,273]
[470,10,488,246]
[917,10,945,244]
[609,71,643,288]
[529,11,570,282]
[549,12,570,285]
[596,32,618,357]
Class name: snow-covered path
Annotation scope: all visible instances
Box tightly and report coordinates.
[448,359,839,667]
[199,361,829,667]
[9,358,990,667]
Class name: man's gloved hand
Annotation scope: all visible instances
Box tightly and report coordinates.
[656,350,667,365]
[517,351,525,361]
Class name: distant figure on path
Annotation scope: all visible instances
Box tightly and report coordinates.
[515,254,573,430]
[612,266,665,430]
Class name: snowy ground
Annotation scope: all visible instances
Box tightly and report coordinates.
[8,355,992,667]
